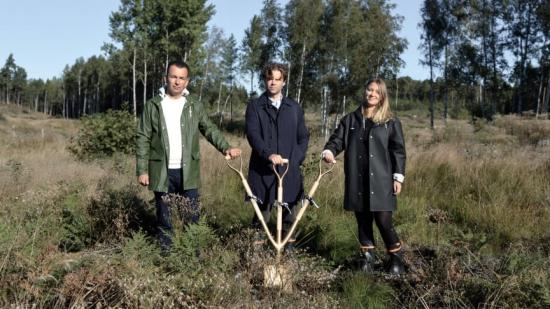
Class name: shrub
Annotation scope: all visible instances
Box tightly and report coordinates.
[87,182,155,244]
[68,109,135,160]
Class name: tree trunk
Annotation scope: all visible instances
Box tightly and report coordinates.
[230,92,233,122]
[542,72,550,117]
[199,50,210,103]
[536,68,545,118]
[220,84,233,127]
[444,43,448,121]
[428,33,434,129]
[83,89,87,116]
[250,70,254,95]
[71,93,75,118]
[517,3,533,115]
[62,85,66,118]
[96,80,100,114]
[217,81,223,115]
[286,58,291,97]
[341,95,346,118]
[143,52,148,109]
[43,90,48,114]
[481,0,489,119]
[296,41,306,105]
[395,77,399,111]
[490,0,498,116]
[322,86,330,141]
[132,47,137,117]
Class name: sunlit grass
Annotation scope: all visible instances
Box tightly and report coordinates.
[0,104,548,307]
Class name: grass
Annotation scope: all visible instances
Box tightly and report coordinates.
[0,103,549,307]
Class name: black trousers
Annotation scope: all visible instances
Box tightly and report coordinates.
[154,168,199,249]
[354,210,400,251]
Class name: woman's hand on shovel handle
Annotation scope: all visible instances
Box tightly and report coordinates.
[322,150,336,164]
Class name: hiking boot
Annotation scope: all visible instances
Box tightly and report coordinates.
[385,251,405,275]
[361,250,376,273]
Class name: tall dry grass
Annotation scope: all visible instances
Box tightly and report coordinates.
[1,104,549,307]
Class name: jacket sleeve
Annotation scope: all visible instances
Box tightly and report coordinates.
[388,118,406,176]
[136,102,152,176]
[323,117,347,157]
[198,104,230,154]
[245,101,274,161]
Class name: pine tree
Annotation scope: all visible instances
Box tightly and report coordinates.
[241,15,263,94]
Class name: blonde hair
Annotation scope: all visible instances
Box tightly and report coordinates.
[363,78,393,124]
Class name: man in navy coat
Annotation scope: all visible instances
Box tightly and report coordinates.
[245,63,309,245]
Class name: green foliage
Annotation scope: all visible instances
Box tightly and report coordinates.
[59,193,93,252]
[121,231,162,267]
[167,219,218,270]
[340,273,395,308]
[68,109,135,160]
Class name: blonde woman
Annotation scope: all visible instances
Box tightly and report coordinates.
[322,78,406,275]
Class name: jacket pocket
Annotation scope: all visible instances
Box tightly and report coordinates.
[149,146,164,161]
[149,153,163,161]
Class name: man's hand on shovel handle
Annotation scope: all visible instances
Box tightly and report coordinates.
[269,154,286,165]
[225,147,242,160]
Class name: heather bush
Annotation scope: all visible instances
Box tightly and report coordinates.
[86,182,155,244]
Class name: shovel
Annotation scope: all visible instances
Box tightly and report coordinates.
[226,156,334,291]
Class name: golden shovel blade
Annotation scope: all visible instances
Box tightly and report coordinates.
[263,264,292,292]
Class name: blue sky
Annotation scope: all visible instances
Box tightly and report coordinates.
[0,0,427,81]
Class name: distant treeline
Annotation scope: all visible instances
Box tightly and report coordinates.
[0,0,549,121]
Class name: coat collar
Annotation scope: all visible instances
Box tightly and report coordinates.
[158,86,190,99]
[352,106,363,122]
[152,87,193,109]
[259,92,291,110]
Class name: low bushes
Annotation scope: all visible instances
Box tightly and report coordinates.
[68,109,135,160]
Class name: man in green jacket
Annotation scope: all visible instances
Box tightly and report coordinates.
[136,60,241,249]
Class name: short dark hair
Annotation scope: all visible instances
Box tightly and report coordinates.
[262,63,288,82]
[166,60,190,76]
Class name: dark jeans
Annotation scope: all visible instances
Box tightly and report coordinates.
[354,211,400,251]
[251,202,297,239]
[154,168,199,249]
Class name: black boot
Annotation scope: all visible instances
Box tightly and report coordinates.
[385,251,405,275]
[361,250,376,273]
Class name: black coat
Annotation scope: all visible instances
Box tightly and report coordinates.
[245,93,309,205]
[324,107,406,212]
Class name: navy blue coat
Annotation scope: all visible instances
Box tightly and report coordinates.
[245,93,309,205]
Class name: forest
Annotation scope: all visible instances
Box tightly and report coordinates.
[1,0,549,122]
